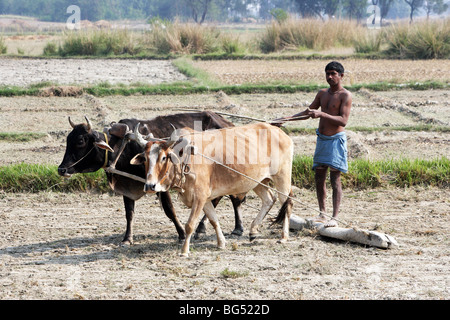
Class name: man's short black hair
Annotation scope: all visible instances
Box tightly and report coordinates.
[325,61,344,74]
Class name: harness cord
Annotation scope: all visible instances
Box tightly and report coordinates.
[101,133,109,168]
[66,146,95,169]
[195,151,351,228]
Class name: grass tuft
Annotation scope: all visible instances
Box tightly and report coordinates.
[0,158,447,193]
[384,19,450,59]
[291,156,449,189]
[0,132,47,142]
[58,29,142,56]
[0,164,109,193]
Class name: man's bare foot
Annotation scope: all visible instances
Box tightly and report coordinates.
[324,218,338,228]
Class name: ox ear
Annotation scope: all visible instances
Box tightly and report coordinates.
[168,152,180,164]
[130,153,146,165]
[109,123,129,139]
[95,140,114,153]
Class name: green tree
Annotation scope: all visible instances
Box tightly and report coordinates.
[423,0,449,19]
[322,0,340,18]
[378,0,396,26]
[342,0,368,21]
[185,0,213,24]
[294,0,323,19]
[404,0,424,23]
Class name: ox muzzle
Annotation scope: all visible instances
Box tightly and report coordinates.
[57,166,73,177]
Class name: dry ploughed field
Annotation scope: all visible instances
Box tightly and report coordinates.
[192,59,449,85]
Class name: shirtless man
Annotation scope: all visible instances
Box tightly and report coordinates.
[272,61,352,227]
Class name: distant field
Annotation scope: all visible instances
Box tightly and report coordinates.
[192,59,450,85]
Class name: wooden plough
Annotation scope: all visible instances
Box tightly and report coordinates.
[289,215,399,249]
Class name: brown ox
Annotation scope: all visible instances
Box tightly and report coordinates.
[130,122,294,257]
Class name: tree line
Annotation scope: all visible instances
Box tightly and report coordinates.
[0,0,447,23]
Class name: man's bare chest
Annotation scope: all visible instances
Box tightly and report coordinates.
[320,95,341,115]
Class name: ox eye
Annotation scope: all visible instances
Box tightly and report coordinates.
[161,156,167,162]
[75,136,87,148]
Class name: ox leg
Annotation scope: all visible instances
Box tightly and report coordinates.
[158,192,186,242]
[122,196,135,245]
[194,196,224,239]
[195,195,245,239]
[230,194,246,236]
[272,177,294,243]
[249,183,276,242]
[203,201,226,250]
[276,191,294,243]
[181,198,208,257]
[194,215,208,239]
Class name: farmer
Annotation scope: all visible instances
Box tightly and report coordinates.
[272,61,352,227]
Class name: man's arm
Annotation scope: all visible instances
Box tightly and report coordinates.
[309,91,352,127]
[270,90,323,126]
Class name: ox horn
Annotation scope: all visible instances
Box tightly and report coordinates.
[68,116,76,129]
[133,123,149,148]
[84,116,92,132]
[167,123,179,148]
[130,123,165,147]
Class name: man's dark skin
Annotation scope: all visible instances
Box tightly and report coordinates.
[273,65,352,227]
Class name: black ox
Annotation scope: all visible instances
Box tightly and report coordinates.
[58,112,245,245]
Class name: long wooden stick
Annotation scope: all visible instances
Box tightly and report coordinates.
[104,167,146,184]
[174,107,310,123]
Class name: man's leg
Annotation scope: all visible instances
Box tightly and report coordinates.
[327,169,342,227]
[314,166,328,222]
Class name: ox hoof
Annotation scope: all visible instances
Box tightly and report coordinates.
[249,234,257,242]
[120,240,133,247]
[277,238,288,244]
[231,229,244,237]
[180,253,189,258]
[194,231,206,240]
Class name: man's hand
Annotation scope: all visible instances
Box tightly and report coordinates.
[307,109,322,118]
[270,117,288,127]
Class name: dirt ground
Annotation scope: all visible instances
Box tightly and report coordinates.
[0,58,449,300]
[0,58,187,87]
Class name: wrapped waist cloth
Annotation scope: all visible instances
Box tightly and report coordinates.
[312,129,348,173]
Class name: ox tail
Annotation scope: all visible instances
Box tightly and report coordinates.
[271,191,294,226]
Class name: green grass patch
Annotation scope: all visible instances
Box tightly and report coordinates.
[172,57,222,87]
[0,132,47,142]
[1,158,447,193]
[220,268,249,279]
[291,155,449,189]
[0,85,40,96]
[0,163,108,193]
